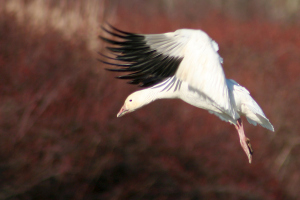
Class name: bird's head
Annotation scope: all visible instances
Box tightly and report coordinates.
[117,90,154,117]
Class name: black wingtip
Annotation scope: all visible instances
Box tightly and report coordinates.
[100,25,128,39]
[98,52,118,61]
[101,22,134,35]
[105,23,136,35]
[98,58,131,67]
[99,36,128,45]
[99,24,183,88]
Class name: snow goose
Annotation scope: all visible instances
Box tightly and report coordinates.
[99,25,274,163]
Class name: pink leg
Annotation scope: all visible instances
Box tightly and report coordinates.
[234,118,253,163]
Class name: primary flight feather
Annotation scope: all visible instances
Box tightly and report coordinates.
[99,25,274,163]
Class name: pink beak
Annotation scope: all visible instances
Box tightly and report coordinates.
[117,105,128,117]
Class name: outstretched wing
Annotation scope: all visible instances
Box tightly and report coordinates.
[99,25,184,87]
[100,25,234,117]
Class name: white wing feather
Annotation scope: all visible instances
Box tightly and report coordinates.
[145,29,234,118]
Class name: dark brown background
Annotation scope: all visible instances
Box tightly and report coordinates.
[1,0,300,199]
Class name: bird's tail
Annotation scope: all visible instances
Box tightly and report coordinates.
[246,113,274,132]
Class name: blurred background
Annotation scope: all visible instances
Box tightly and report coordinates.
[0,0,300,199]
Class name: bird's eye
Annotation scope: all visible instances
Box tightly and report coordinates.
[129,99,132,102]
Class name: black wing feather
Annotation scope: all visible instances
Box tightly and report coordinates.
[99,25,183,87]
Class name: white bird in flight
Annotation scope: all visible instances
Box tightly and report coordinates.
[99,25,274,163]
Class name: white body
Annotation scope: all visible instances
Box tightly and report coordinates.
[134,77,274,131]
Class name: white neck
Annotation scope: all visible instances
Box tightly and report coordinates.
[134,85,179,106]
